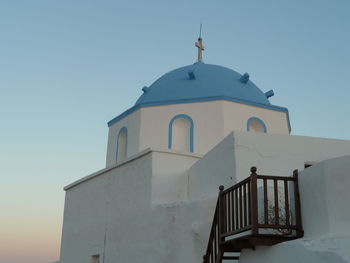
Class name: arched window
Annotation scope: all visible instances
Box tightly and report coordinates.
[116,127,127,163]
[168,114,194,152]
[247,117,267,133]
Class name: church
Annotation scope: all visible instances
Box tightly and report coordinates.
[59,37,350,263]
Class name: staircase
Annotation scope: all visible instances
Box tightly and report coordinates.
[202,167,304,263]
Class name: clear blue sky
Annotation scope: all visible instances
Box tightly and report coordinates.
[1,1,349,262]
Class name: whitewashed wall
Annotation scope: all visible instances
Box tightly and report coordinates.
[139,101,224,154]
[61,133,350,263]
[239,155,350,263]
[107,100,290,168]
[232,131,350,180]
[188,134,238,200]
[106,110,141,167]
[60,150,216,263]
[222,101,289,136]
[151,150,201,204]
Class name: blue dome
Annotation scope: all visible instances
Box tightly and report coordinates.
[135,62,271,106]
[108,62,289,128]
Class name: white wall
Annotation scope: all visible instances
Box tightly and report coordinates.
[222,101,290,136]
[188,131,350,201]
[106,110,141,167]
[139,101,224,155]
[107,100,290,168]
[188,134,237,200]
[299,155,350,238]
[61,132,350,263]
[151,150,201,204]
[239,155,350,263]
[232,131,350,180]
[60,151,153,263]
[60,150,217,263]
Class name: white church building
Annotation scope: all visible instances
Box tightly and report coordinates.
[59,38,350,263]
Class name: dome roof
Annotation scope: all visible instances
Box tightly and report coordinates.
[108,62,289,128]
[135,62,271,107]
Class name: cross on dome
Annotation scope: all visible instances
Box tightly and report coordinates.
[195,37,204,62]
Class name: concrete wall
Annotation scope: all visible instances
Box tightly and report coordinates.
[239,155,350,263]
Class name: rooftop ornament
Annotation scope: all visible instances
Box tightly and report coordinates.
[142,86,149,93]
[195,24,205,62]
[240,73,250,84]
[265,90,274,98]
[188,70,196,80]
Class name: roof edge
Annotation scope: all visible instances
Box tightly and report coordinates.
[107,97,290,129]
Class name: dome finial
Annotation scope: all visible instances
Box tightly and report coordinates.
[195,24,205,62]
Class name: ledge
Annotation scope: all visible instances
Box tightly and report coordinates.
[64,148,202,191]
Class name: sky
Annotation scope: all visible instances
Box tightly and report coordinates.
[0,0,349,263]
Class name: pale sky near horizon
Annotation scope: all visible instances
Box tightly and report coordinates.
[1,1,350,263]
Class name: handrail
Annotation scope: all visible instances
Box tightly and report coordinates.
[203,200,220,263]
[203,167,304,262]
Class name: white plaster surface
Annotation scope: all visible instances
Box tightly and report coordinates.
[188,134,237,200]
[222,100,289,136]
[239,155,350,263]
[151,150,201,204]
[106,100,290,168]
[61,132,350,263]
[106,110,141,167]
[231,131,350,180]
[60,150,217,263]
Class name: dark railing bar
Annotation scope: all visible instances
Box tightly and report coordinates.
[235,188,239,231]
[214,229,217,259]
[243,183,247,227]
[248,181,251,225]
[227,192,231,233]
[293,170,304,237]
[239,185,243,229]
[223,193,227,234]
[274,179,279,225]
[257,175,296,181]
[231,190,235,231]
[263,178,268,225]
[284,180,290,226]
[221,177,251,194]
[250,167,258,235]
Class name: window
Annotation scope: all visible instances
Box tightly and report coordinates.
[168,114,194,152]
[247,117,267,133]
[116,127,127,163]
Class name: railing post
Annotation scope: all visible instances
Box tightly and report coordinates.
[250,166,259,235]
[293,169,304,237]
[218,185,225,241]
